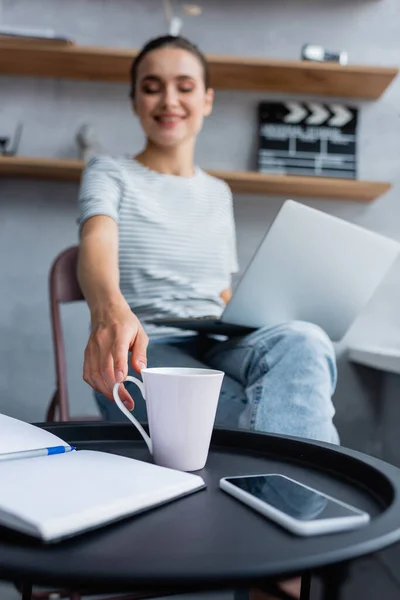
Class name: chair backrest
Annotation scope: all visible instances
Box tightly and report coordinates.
[50,246,84,304]
[49,246,84,420]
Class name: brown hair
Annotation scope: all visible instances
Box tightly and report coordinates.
[129,35,210,99]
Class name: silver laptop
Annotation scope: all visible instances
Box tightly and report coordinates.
[149,200,400,341]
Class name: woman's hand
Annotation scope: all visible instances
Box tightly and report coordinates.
[220,288,232,304]
[83,298,148,410]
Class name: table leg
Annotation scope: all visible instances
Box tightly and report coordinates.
[300,573,311,600]
[21,582,32,600]
[319,562,349,600]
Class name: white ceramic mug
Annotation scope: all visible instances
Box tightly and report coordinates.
[112,367,224,471]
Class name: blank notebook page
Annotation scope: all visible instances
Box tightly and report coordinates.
[0,450,204,540]
[0,414,69,455]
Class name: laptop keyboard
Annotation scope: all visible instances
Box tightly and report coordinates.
[154,315,218,322]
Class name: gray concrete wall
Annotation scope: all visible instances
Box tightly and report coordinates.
[1,0,400,453]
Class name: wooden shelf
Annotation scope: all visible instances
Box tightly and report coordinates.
[0,42,397,98]
[0,156,83,181]
[0,156,391,201]
[207,170,391,201]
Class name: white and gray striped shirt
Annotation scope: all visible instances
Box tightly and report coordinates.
[78,156,239,336]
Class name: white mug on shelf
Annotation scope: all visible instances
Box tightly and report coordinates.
[112,367,224,472]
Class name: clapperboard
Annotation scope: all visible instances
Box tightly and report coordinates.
[258,102,358,179]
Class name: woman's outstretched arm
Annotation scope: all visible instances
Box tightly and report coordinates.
[78,215,148,410]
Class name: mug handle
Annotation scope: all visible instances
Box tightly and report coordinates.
[112,376,153,455]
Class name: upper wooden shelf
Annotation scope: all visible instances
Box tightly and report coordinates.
[0,42,397,98]
[0,156,391,202]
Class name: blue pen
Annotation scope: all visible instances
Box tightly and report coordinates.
[0,445,76,462]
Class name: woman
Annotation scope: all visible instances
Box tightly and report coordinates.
[77,34,339,443]
[77,33,339,600]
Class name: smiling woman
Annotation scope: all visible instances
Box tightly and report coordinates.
[76,30,339,481]
[77,35,238,411]
[76,38,339,598]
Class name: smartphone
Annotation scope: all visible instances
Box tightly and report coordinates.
[220,473,370,536]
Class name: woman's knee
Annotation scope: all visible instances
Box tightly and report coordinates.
[252,320,333,353]
[257,320,334,360]
[279,321,334,353]
[287,321,336,383]
[257,320,337,390]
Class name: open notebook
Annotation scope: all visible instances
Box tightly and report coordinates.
[0,414,205,542]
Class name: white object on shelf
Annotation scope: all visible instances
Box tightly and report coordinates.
[75,124,102,162]
[0,25,64,39]
[348,345,400,375]
[301,44,348,66]
[169,16,183,36]
[163,0,201,36]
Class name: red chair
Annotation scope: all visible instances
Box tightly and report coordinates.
[46,245,100,422]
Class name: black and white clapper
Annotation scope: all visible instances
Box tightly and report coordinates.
[258,102,358,179]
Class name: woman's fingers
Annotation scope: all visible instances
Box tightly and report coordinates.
[130,326,149,374]
[110,331,136,409]
[115,383,135,410]
[84,337,110,399]
[97,331,121,399]
[83,327,137,410]
[111,328,133,383]
[83,312,147,413]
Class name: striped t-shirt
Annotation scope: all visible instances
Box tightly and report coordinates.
[77,156,239,336]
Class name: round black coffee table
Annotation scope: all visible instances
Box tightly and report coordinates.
[3,423,400,600]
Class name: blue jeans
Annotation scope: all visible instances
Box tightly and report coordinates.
[95,321,339,444]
